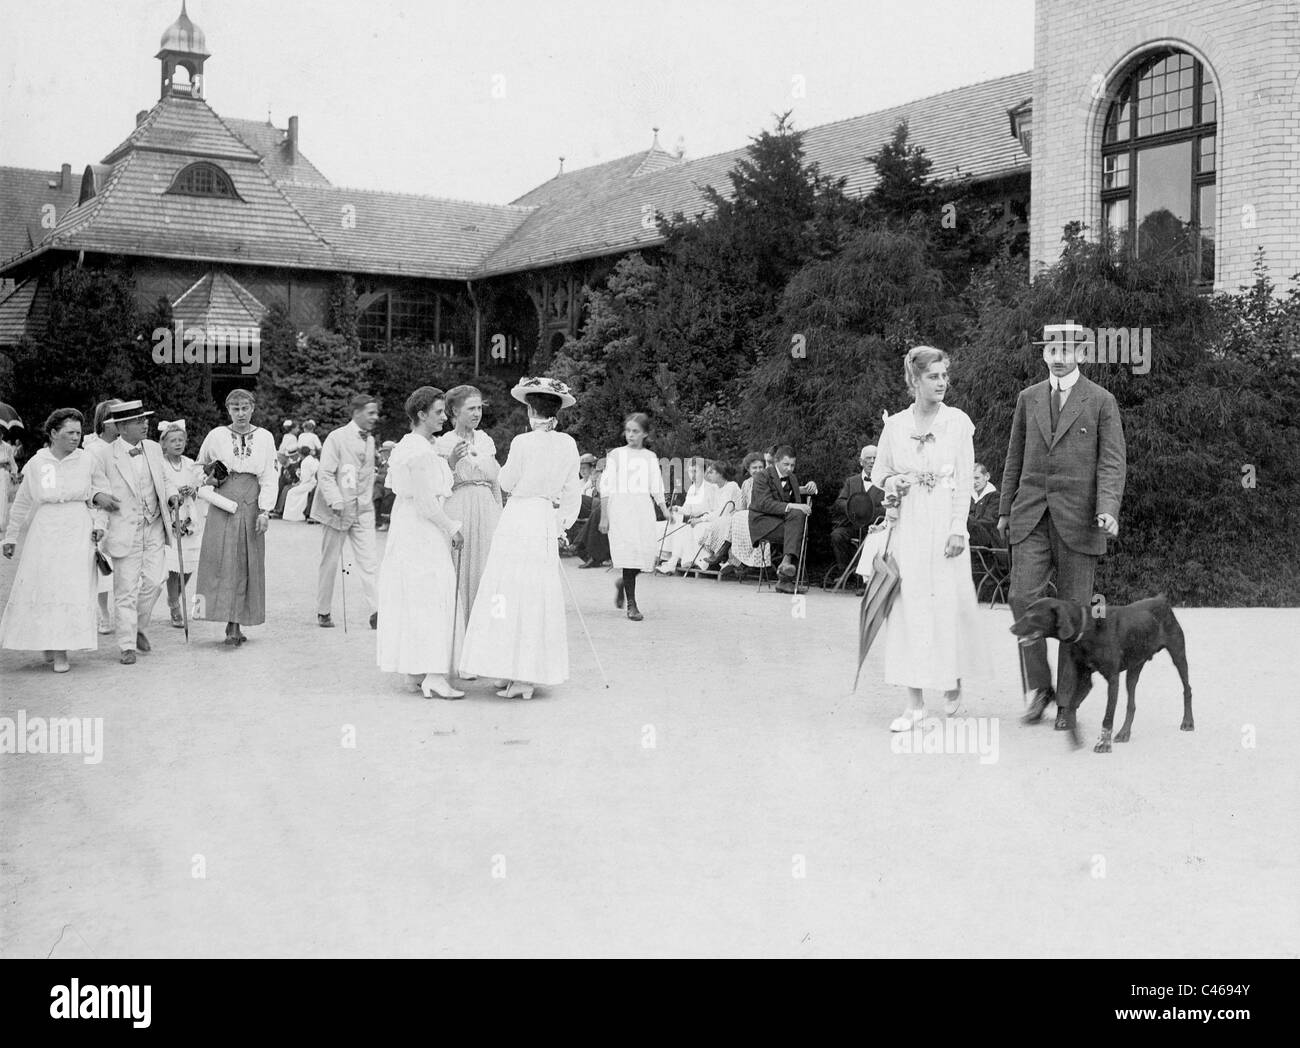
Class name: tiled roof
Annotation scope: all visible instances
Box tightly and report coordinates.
[0,167,81,267]
[281,183,534,280]
[0,278,41,346]
[225,118,332,186]
[483,70,1034,275]
[171,270,267,331]
[31,95,338,270]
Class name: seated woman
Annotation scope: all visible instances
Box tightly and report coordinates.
[282,448,319,522]
[692,460,742,569]
[720,452,772,579]
[656,457,713,574]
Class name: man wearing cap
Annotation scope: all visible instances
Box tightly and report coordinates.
[310,395,380,628]
[999,323,1127,732]
[89,400,177,664]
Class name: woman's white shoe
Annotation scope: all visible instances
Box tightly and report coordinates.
[944,691,964,717]
[889,707,926,732]
[420,674,465,700]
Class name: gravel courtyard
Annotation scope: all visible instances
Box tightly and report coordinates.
[1,519,1295,958]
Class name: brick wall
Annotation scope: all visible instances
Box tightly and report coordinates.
[1031,0,1300,293]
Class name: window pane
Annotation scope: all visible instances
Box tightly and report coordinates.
[1103,153,1130,189]
[1198,183,1216,282]
[1199,135,1215,172]
[1104,198,1130,240]
[1136,140,1193,256]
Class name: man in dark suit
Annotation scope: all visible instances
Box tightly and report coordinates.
[999,323,1127,730]
[749,445,817,594]
[830,445,886,590]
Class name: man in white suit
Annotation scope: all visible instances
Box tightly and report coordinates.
[309,395,380,629]
[90,400,177,664]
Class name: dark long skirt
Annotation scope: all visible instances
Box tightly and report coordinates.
[195,472,266,625]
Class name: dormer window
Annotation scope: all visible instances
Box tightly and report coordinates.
[166,162,241,200]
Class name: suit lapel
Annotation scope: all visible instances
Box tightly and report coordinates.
[1051,380,1089,449]
[1032,383,1053,448]
[114,440,142,498]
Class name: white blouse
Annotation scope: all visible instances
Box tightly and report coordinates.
[196,425,280,512]
[499,430,583,529]
[386,433,461,537]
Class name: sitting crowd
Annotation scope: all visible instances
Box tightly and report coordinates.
[561,442,1008,598]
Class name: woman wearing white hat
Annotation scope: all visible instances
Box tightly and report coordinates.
[458,377,583,699]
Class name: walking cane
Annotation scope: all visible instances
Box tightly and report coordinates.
[557,556,611,689]
[451,545,463,670]
[171,503,190,643]
[792,503,812,591]
[340,556,349,633]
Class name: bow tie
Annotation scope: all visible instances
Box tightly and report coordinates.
[128,446,143,457]
[910,433,936,446]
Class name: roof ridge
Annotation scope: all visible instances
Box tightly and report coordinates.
[0,165,71,178]
[102,102,164,164]
[201,99,273,161]
[45,151,135,247]
[546,68,1036,183]
[288,181,538,212]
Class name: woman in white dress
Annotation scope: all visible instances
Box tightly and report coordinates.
[377,386,466,699]
[872,346,987,730]
[282,449,319,522]
[1,409,113,673]
[692,460,744,569]
[0,434,20,534]
[433,385,502,674]
[459,377,583,699]
[157,420,207,628]
[600,412,667,620]
[656,457,707,573]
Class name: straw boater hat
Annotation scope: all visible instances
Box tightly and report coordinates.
[511,376,576,408]
[1033,322,1095,348]
[579,453,597,466]
[105,399,154,424]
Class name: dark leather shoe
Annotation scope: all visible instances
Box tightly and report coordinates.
[719,564,738,580]
[135,631,151,653]
[119,650,136,665]
[369,612,378,630]
[626,603,643,621]
[778,556,797,579]
[579,559,606,569]
[775,581,808,595]
[318,614,334,628]
[1021,687,1054,724]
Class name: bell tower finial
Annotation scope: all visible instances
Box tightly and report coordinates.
[157,1,211,100]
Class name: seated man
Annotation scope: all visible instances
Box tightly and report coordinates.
[830,444,886,589]
[967,461,1001,548]
[564,453,598,556]
[748,445,817,594]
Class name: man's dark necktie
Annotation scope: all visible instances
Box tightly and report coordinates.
[1050,387,1063,432]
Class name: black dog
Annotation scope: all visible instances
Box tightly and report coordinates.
[1010,596,1194,752]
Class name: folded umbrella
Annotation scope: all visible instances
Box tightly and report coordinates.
[853,522,901,690]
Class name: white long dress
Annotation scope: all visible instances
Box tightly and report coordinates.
[161,455,207,575]
[871,403,987,690]
[376,434,461,675]
[600,445,663,570]
[459,428,582,686]
[0,448,109,651]
[282,456,319,522]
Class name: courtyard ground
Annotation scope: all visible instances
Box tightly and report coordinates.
[1,519,1296,958]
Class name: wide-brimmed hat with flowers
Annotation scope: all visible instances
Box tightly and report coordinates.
[510,376,576,409]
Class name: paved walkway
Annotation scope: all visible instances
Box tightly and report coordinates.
[1,520,1296,957]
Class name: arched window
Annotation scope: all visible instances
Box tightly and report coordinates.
[166,162,240,200]
[1101,49,1216,282]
